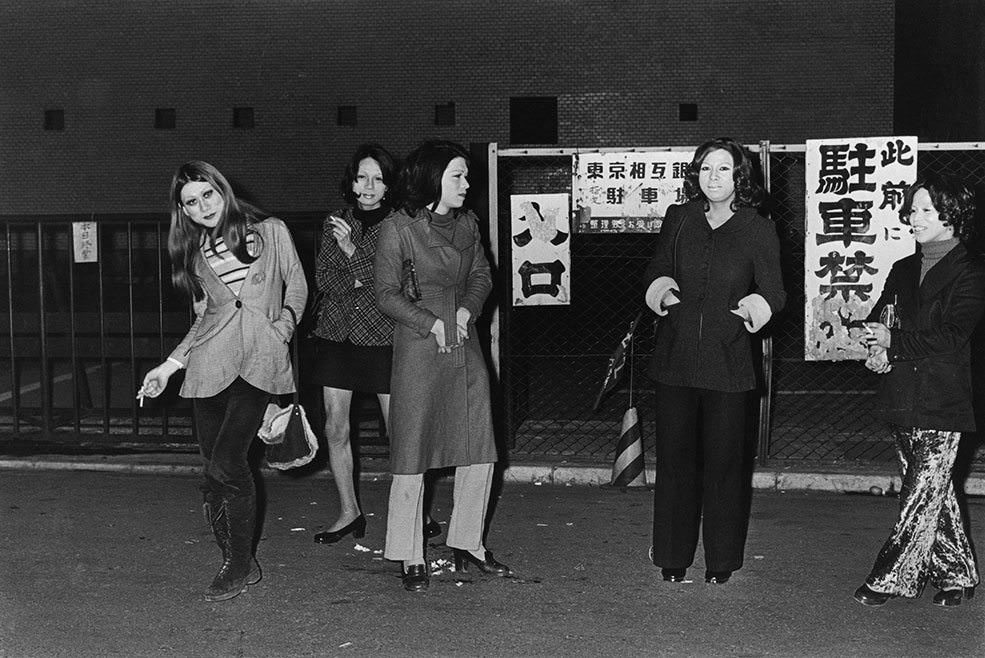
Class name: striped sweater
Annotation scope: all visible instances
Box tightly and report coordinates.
[201,233,256,296]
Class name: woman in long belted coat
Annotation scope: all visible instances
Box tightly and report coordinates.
[374,140,511,592]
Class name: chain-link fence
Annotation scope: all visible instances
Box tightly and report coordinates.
[495,143,985,469]
[4,144,984,469]
[495,153,659,462]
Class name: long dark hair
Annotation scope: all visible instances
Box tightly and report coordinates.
[167,160,266,301]
[899,173,978,248]
[399,140,471,215]
[338,143,398,206]
[683,137,765,211]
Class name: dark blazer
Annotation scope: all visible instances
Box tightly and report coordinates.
[867,243,985,432]
[312,207,395,346]
[644,201,786,392]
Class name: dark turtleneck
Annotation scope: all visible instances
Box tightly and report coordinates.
[426,208,457,242]
[352,205,390,228]
[919,237,959,283]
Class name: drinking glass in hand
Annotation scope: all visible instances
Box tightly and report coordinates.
[879,295,900,329]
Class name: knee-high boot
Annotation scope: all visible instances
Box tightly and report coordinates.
[203,491,262,587]
[205,492,261,602]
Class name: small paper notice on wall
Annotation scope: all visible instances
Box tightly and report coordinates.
[72,221,98,263]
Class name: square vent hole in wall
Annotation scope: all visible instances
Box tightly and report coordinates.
[510,97,557,144]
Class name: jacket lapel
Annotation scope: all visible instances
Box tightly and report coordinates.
[918,244,966,304]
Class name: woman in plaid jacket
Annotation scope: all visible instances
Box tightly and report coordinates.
[310,144,441,545]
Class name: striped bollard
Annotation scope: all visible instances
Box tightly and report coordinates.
[610,406,647,488]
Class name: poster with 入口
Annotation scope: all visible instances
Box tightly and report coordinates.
[804,136,917,361]
[510,193,571,306]
[572,151,694,233]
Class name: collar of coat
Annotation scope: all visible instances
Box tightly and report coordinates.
[399,208,475,252]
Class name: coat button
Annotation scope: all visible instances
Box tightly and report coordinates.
[235,300,242,308]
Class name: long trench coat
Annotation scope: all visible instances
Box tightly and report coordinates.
[374,208,497,474]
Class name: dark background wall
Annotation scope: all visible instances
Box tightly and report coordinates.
[894,0,985,141]
[1,0,896,215]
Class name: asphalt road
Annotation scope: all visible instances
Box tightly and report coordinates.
[1,469,983,657]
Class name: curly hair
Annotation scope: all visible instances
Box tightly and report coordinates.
[167,160,266,301]
[683,137,765,211]
[338,143,398,206]
[399,140,471,215]
[899,173,978,246]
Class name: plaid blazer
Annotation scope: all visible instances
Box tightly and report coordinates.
[312,207,394,346]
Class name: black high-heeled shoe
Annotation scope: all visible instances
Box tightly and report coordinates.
[661,568,686,582]
[853,583,895,607]
[424,519,442,540]
[401,563,430,592]
[313,515,366,544]
[933,586,975,607]
[452,549,512,576]
[705,570,732,584]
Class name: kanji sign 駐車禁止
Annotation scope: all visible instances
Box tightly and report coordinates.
[804,136,917,360]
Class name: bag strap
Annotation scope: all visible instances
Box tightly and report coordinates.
[285,305,300,403]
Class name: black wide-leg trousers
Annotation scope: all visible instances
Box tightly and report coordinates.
[651,382,750,573]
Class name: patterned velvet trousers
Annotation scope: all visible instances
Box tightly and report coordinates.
[866,426,979,597]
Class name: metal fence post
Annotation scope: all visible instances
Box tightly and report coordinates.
[757,140,774,467]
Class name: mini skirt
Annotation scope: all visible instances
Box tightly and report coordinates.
[306,337,392,394]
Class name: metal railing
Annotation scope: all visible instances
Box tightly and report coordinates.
[3,142,984,471]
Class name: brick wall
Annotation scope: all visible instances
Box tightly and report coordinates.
[0,0,894,214]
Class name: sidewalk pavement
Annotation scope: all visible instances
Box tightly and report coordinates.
[2,450,985,496]
[1,465,983,657]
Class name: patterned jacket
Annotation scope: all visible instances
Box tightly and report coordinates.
[313,207,395,345]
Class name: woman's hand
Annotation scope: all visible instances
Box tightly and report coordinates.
[430,319,452,353]
[138,360,180,401]
[329,216,356,258]
[863,322,891,349]
[455,307,471,343]
[864,345,893,374]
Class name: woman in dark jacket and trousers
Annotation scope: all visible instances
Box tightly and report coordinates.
[375,140,510,592]
[643,138,785,585]
[854,174,984,608]
[139,161,308,602]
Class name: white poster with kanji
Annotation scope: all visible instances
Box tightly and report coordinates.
[804,136,917,360]
[72,221,98,263]
[509,193,571,306]
[572,151,693,233]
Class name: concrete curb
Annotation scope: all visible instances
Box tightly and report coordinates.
[3,455,984,495]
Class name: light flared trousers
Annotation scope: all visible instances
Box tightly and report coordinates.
[866,426,979,597]
[384,462,494,564]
